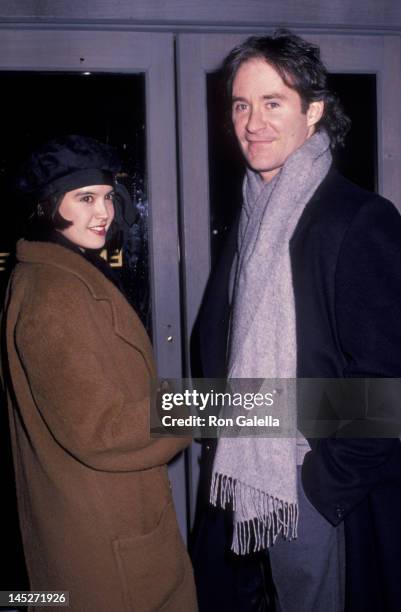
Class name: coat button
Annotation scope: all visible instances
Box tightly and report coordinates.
[335,506,343,519]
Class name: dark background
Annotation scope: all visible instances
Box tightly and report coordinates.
[0,72,149,325]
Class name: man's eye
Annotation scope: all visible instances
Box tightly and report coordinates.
[234,103,248,112]
[267,102,279,109]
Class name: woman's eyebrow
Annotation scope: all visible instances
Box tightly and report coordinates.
[73,188,115,198]
[74,190,95,197]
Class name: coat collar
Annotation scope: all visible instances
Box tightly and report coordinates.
[16,239,155,376]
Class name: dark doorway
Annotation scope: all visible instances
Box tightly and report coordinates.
[0,71,150,328]
[0,71,149,596]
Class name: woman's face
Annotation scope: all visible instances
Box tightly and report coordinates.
[57,184,115,250]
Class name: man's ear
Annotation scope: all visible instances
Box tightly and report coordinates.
[306,100,324,128]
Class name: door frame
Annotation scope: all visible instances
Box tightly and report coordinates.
[176,31,401,524]
[0,28,189,536]
[0,28,182,377]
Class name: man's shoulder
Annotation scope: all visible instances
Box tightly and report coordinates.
[298,169,395,234]
[315,169,393,215]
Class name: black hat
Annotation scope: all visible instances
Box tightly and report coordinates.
[17,134,120,199]
[18,134,136,228]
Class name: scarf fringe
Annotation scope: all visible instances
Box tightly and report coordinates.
[210,472,299,555]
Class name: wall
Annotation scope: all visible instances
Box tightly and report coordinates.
[0,0,400,32]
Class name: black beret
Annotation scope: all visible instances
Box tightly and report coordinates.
[17,135,121,199]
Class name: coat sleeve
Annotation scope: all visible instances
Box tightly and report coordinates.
[15,270,190,472]
[302,196,401,525]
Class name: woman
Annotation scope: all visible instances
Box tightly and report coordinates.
[1,135,197,611]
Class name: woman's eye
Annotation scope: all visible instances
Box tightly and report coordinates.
[80,195,93,203]
[105,192,115,201]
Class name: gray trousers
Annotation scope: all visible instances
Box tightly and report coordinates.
[268,467,345,612]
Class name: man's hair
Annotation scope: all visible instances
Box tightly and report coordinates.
[222,29,351,148]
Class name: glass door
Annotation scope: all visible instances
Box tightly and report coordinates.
[176,32,401,524]
[0,29,187,590]
[0,71,151,324]
[0,30,182,376]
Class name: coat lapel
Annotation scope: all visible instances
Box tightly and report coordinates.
[100,289,155,377]
[17,240,156,376]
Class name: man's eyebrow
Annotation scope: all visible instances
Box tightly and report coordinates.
[262,93,286,100]
[232,93,287,103]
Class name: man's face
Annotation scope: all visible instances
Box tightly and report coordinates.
[231,57,322,182]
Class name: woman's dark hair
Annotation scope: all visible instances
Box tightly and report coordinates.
[37,192,72,230]
[23,191,71,240]
[222,29,351,148]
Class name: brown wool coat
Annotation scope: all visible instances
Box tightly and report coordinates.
[1,240,197,612]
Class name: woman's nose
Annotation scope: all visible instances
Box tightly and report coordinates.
[94,198,112,218]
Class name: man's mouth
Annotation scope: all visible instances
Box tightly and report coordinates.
[247,139,276,144]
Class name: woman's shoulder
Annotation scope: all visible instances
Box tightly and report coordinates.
[15,239,113,300]
[8,242,94,320]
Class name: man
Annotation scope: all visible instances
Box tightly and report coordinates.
[192,30,401,612]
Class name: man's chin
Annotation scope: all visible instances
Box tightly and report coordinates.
[246,160,282,181]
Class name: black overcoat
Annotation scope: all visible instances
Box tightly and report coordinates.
[191,169,401,612]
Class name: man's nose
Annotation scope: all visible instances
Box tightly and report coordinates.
[246,107,266,132]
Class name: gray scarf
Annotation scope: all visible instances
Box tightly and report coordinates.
[210,130,332,554]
